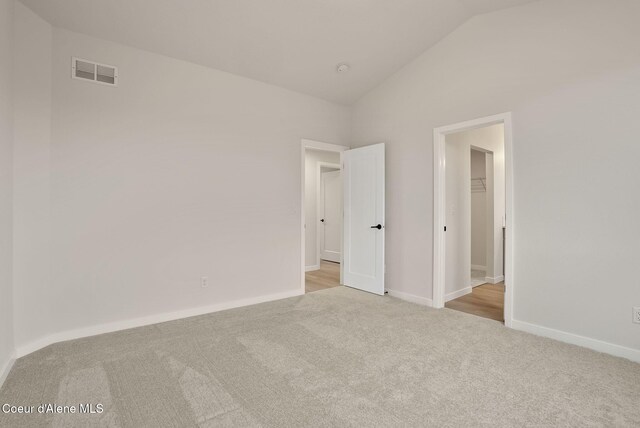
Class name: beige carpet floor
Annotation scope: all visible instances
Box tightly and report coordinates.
[1,287,639,427]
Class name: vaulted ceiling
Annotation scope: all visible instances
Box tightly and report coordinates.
[20,0,537,105]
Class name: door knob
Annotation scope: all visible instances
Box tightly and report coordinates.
[370,224,382,230]
[320,219,325,223]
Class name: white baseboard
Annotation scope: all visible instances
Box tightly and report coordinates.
[386,289,433,307]
[445,287,472,302]
[305,265,320,272]
[15,289,304,359]
[485,275,504,284]
[511,320,640,363]
[0,353,16,388]
[471,264,486,271]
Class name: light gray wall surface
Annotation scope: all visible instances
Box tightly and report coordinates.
[5,0,640,364]
[352,0,640,351]
[0,0,15,380]
[11,20,350,352]
[445,138,468,296]
[470,149,487,269]
[12,0,53,356]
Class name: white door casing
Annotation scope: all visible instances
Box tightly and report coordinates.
[433,113,513,327]
[343,143,385,295]
[320,169,342,263]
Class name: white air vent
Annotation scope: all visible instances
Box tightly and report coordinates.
[71,57,118,86]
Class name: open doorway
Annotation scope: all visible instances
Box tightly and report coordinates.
[300,139,386,296]
[305,150,341,293]
[433,114,513,325]
[301,140,347,294]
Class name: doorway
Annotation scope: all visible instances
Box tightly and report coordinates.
[302,144,344,293]
[433,113,513,325]
[301,139,386,296]
[305,166,343,292]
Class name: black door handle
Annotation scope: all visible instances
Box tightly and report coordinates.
[320,219,325,223]
[370,224,382,230]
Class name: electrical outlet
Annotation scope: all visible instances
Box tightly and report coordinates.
[201,276,208,288]
[633,307,640,324]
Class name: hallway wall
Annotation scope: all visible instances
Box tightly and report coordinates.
[470,149,487,270]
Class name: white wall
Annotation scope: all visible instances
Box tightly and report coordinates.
[352,0,640,353]
[444,138,468,296]
[7,0,640,363]
[12,1,53,354]
[12,26,350,353]
[484,152,495,280]
[304,149,340,268]
[0,0,15,382]
[470,149,487,269]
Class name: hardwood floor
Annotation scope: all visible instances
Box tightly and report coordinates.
[445,283,505,322]
[305,260,340,293]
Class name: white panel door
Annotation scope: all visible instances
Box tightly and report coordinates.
[343,143,385,295]
[320,170,342,263]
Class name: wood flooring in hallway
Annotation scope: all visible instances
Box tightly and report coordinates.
[445,283,505,322]
[305,260,341,293]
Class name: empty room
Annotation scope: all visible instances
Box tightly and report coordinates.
[1,0,639,427]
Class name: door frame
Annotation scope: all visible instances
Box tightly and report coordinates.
[301,139,349,294]
[432,112,514,327]
[317,162,341,265]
